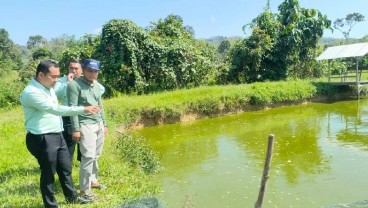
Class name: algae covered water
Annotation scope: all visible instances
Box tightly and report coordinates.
[134,99,368,208]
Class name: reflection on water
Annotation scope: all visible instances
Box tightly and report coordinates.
[134,99,368,208]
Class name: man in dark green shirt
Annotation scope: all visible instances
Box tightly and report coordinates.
[67,59,108,200]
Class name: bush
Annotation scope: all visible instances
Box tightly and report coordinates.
[312,81,351,96]
[0,71,25,108]
[116,133,161,174]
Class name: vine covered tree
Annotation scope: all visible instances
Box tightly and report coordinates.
[149,14,193,39]
[96,16,214,95]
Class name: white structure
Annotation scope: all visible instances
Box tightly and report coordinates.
[317,42,368,97]
[317,42,368,61]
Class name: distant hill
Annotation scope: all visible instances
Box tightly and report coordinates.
[319,36,368,46]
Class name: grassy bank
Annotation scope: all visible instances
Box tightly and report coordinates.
[104,80,355,130]
[0,80,357,207]
[0,107,160,207]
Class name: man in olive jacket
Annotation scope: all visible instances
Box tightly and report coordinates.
[67,59,108,200]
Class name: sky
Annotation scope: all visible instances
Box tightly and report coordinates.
[1,0,368,46]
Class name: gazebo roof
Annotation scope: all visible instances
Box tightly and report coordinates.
[316,42,368,60]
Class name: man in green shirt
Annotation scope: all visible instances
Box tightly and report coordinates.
[54,59,105,162]
[67,59,108,200]
[20,60,101,207]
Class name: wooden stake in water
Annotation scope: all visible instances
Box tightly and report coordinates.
[254,134,275,208]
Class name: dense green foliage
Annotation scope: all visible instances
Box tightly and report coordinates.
[27,35,47,50]
[228,0,331,83]
[0,71,25,108]
[95,16,215,95]
[0,29,23,71]
[59,34,100,74]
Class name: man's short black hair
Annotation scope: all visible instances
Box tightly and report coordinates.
[36,60,59,77]
[69,59,81,64]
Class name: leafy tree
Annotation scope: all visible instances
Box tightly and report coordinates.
[31,47,52,60]
[149,14,193,39]
[148,15,215,90]
[229,27,275,83]
[228,0,331,83]
[18,59,39,83]
[47,34,81,60]
[276,0,331,78]
[228,2,278,83]
[26,34,81,62]
[184,25,195,37]
[0,28,23,71]
[150,15,214,89]
[333,13,365,40]
[215,39,231,72]
[59,34,100,74]
[27,35,47,50]
[217,40,231,54]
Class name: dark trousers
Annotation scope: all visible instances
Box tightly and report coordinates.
[62,116,82,161]
[62,117,76,162]
[26,132,77,208]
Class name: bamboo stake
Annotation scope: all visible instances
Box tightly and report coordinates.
[254,134,275,208]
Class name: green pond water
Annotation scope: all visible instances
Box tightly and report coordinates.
[134,99,368,208]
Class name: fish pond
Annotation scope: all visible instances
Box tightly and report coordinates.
[134,99,368,208]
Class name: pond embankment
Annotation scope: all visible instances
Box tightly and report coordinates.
[104,80,363,131]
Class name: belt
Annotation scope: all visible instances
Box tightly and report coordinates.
[44,132,62,135]
[27,131,62,136]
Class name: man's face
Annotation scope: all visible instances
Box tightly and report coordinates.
[83,67,99,83]
[69,62,83,78]
[39,66,60,88]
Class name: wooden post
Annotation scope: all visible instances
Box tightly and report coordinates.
[356,57,360,99]
[328,59,331,82]
[254,134,275,208]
